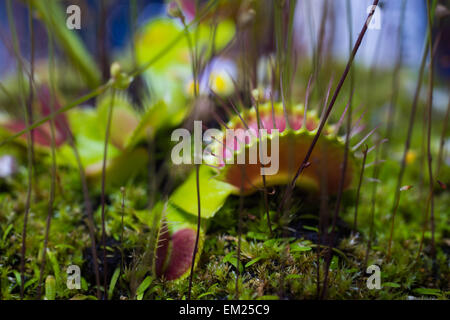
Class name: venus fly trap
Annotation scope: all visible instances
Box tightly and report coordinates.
[0,0,448,303]
[157,98,360,282]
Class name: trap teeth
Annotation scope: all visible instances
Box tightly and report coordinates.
[208,101,356,195]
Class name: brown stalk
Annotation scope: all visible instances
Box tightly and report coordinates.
[98,0,109,80]
[20,2,35,300]
[187,164,201,300]
[314,0,329,81]
[277,0,380,219]
[187,2,202,299]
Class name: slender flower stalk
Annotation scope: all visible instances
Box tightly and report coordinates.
[36,28,58,300]
[436,96,450,177]
[186,1,201,299]
[100,88,116,299]
[364,145,381,268]
[353,145,368,232]
[386,33,430,260]
[277,0,380,219]
[424,0,436,259]
[4,0,36,299]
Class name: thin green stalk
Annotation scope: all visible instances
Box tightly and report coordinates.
[6,0,34,300]
[36,29,58,300]
[27,0,37,192]
[364,146,381,268]
[254,98,272,236]
[147,135,156,210]
[67,131,101,299]
[315,0,329,81]
[120,187,126,279]
[184,2,203,300]
[130,0,138,67]
[416,192,431,262]
[316,145,329,299]
[413,0,438,262]
[274,0,297,109]
[384,0,406,144]
[285,0,298,104]
[387,33,430,260]
[187,164,201,300]
[304,0,317,85]
[425,0,436,259]
[235,168,245,299]
[317,1,379,299]
[320,90,353,300]
[353,145,368,232]
[436,96,450,177]
[100,88,117,299]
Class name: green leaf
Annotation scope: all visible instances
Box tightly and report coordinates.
[383,282,401,288]
[245,257,264,268]
[69,294,98,300]
[345,268,359,274]
[290,243,313,252]
[246,231,268,241]
[154,200,201,233]
[329,256,339,270]
[86,148,149,189]
[13,270,21,287]
[67,108,100,141]
[128,99,187,148]
[302,225,319,233]
[197,292,215,299]
[63,108,121,168]
[108,268,121,300]
[128,100,165,146]
[170,166,236,219]
[136,276,153,300]
[1,224,13,247]
[413,288,441,296]
[257,295,279,300]
[24,278,38,290]
[223,252,244,273]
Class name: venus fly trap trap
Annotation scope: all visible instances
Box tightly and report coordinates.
[0,0,449,307]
